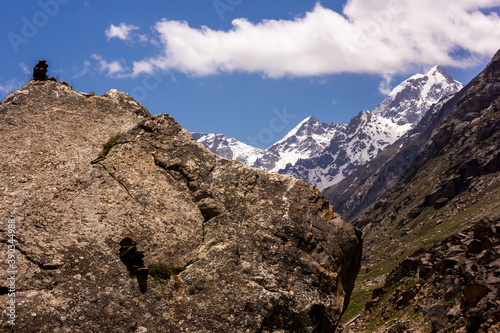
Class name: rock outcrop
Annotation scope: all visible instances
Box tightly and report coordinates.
[0,80,362,332]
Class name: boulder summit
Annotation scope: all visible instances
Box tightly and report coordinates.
[0,79,362,332]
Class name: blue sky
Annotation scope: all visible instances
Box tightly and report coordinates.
[1,1,499,148]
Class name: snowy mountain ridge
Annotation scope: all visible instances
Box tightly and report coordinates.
[191,132,266,165]
[281,110,413,190]
[193,66,463,190]
[254,116,347,173]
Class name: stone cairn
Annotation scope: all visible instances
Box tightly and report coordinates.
[33,60,48,81]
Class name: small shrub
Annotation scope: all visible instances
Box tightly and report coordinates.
[99,133,123,158]
[148,265,186,280]
[89,90,96,96]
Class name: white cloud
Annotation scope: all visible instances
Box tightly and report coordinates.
[105,22,138,40]
[128,1,500,78]
[378,73,394,95]
[72,60,91,78]
[131,60,154,76]
[137,34,149,43]
[92,54,126,76]
[19,63,31,75]
[0,79,23,94]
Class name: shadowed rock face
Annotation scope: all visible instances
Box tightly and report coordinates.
[0,80,362,332]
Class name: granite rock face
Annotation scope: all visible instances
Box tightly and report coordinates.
[0,80,362,332]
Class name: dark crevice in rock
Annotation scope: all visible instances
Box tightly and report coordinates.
[310,304,336,333]
[153,153,222,242]
[100,164,135,200]
[1,286,59,294]
[119,236,148,293]
[197,201,221,221]
[273,232,289,244]
[197,199,221,243]
[312,224,325,232]
[90,155,106,164]
[90,140,134,165]
[91,134,128,164]
[138,121,155,133]
[154,157,194,185]
[258,296,338,333]
[153,153,216,191]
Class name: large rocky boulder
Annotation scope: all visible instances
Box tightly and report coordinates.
[0,80,362,332]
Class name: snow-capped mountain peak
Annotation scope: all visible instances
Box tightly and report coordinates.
[279,65,463,190]
[192,132,265,165]
[270,115,343,154]
[273,115,317,145]
[282,110,412,190]
[254,115,346,173]
[374,65,463,125]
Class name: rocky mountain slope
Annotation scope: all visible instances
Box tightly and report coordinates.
[339,50,500,332]
[351,219,500,333]
[323,91,464,221]
[0,79,362,332]
[195,66,463,191]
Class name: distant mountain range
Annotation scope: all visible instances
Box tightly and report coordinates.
[194,65,463,190]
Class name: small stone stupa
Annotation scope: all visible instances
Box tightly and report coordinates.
[33,60,49,81]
